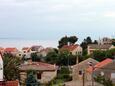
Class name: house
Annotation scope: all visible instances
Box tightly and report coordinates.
[60,44,82,55]
[0,54,3,81]
[30,45,44,52]
[98,37,112,45]
[16,47,31,58]
[22,47,31,54]
[23,52,31,59]
[72,58,98,81]
[38,47,54,57]
[0,48,4,54]
[87,58,115,83]
[87,44,115,55]
[4,48,18,55]
[16,51,23,58]
[19,61,58,85]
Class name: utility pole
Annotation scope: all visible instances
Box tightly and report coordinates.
[76,53,79,64]
[88,62,95,86]
[92,67,94,86]
[83,70,85,86]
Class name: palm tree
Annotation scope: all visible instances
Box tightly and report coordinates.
[3,53,21,81]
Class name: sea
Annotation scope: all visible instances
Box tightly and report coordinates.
[0,39,58,50]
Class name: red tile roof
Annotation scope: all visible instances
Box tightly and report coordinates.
[6,80,19,86]
[0,81,19,86]
[87,58,113,73]
[0,81,5,86]
[19,62,58,71]
[4,48,18,53]
[60,44,79,51]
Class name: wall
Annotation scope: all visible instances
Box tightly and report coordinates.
[41,70,57,83]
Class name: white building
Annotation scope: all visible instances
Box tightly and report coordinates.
[98,37,112,45]
[0,54,3,81]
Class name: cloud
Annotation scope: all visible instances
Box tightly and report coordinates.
[0,0,115,40]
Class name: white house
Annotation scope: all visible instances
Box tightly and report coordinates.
[0,54,3,81]
[60,44,82,55]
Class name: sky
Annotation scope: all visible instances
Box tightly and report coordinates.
[0,0,115,43]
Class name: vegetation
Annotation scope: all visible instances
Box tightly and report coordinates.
[3,53,21,81]
[57,67,71,81]
[112,39,115,46]
[80,36,98,55]
[26,70,40,86]
[45,50,76,66]
[58,36,78,48]
[31,52,41,62]
[92,49,115,61]
[45,52,58,64]
[95,75,113,86]
[47,67,71,86]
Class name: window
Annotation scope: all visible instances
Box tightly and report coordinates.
[19,54,21,56]
[111,73,115,79]
[37,73,42,79]
[79,70,82,75]
[23,51,26,53]
[100,71,104,76]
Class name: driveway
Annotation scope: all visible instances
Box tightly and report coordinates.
[64,80,103,86]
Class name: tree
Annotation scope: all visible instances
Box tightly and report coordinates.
[58,36,68,48]
[93,50,106,61]
[93,40,98,44]
[26,70,40,86]
[92,49,115,61]
[57,67,72,81]
[45,50,76,66]
[86,36,92,44]
[80,40,87,50]
[58,35,78,48]
[68,36,78,45]
[45,52,58,64]
[112,39,115,46]
[31,53,41,62]
[80,36,93,50]
[95,75,113,86]
[3,53,21,81]
[80,36,99,56]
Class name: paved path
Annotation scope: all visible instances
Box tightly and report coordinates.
[64,80,103,86]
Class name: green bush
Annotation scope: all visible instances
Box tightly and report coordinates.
[95,75,113,86]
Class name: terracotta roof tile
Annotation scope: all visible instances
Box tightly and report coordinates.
[6,80,19,86]
[19,62,58,71]
[4,48,18,52]
[61,44,79,51]
[0,81,19,86]
[87,58,113,73]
